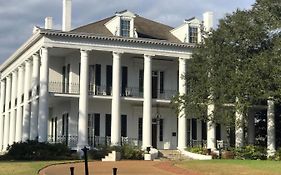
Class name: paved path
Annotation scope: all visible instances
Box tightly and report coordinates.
[39,160,200,175]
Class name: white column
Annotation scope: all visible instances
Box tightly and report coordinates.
[38,47,49,142]
[77,49,89,148]
[9,71,17,145]
[111,52,121,145]
[0,80,6,150]
[196,119,202,141]
[207,104,216,150]
[30,53,40,140]
[177,58,187,149]
[15,66,24,142]
[22,60,31,141]
[3,76,11,150]
[142,55,152,149]
[235,110,244,147]
[267,99,275,156]
[248,110,255,145]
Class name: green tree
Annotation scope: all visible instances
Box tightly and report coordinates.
[174,0,281,127]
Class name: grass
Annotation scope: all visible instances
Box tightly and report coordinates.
[0,160,70,175]
[176,159,281,175]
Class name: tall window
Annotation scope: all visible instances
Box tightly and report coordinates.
[105,114,111,136]
[120,19,130,37]
[189,26,198,43]
[106,65,112,95]
[121,66,128,96]
[138,118,142,140]
[159,119,164,141]
[121,115,127,137]
[139,69,144,93]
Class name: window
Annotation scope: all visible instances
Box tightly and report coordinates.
[216,123,221,140]
[139,69,143,93]
[62,64,70,93]
[159,119,164,141]
[95,64,101,95]
[105,114,111,136]
[160,71,164,94]
[202,121,207,140]
[94,114,100,136]
[189,26,198,43]
[121,66,128,96]
[120,19,130,37]
[121,115,127,137]
[138,118,142,140]
[192,118,197,140]
[106,65,112,95]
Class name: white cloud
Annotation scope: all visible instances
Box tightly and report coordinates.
[0,0,255,63]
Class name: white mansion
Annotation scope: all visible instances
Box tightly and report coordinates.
[0,0,277,155]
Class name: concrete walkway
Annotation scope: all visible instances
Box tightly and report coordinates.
[39,160,200,175]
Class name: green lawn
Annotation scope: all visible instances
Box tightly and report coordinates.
[176,159,281,175]
[0,161,65,175]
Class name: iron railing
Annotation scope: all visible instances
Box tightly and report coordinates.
[49,81,177,100]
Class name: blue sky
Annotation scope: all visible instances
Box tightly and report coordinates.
[0,0,256,63]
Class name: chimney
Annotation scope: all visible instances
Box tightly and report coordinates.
[203,11,213,32]
[62,0,72,31]
[45,17,53,29]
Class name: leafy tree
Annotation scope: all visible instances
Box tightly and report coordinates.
[174,0,281,128]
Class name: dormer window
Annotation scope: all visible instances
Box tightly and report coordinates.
[189,26,198,43]
[120,19,130,37]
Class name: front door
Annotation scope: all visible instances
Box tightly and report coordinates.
[152,120,157,148]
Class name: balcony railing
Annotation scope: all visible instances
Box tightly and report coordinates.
[48,135,140,148]
[49,82,79,94]
[49,81,177,100]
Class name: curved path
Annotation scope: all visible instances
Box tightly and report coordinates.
[39,160,200,175]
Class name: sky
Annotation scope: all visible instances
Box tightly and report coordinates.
[0,0,256,63]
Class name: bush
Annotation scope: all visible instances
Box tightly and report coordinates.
[0,140,76,160]
[120,144,143,160]
[222,150,235,159]
[233,145,267,160]
[88,144,143,160]
[185,146,208,155]
[270,147,281,160]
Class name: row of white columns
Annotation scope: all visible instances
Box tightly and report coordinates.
[0,47,49,151]
[76,50,189,149]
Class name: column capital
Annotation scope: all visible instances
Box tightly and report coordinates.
[25,59,32,64]
[112,51,123,56]
[32,52,40,59]
[18,65,24,70]
[40,47,49,57]
[80,49,91,53]
[144,54,155,58]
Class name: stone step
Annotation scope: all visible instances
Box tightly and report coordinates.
[158,149,185,160]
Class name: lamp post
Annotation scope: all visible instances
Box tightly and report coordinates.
[81,146,89,175]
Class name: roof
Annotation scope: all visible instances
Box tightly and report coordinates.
[72,15,181,43]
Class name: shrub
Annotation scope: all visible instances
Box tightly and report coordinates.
[270,147,281,160]
[88,144,143,160]
[234,145,267,160]
[185,146,207,155]
[0,140,76,160]
[222,150,235,159]
[120,144,143,160]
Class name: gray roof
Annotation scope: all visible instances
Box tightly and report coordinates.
[72,15,181,43]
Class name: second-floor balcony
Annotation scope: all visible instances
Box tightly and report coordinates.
[49,81,177,100]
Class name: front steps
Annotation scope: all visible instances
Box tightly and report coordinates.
[102,151,121,161]
[158,149,185,160]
